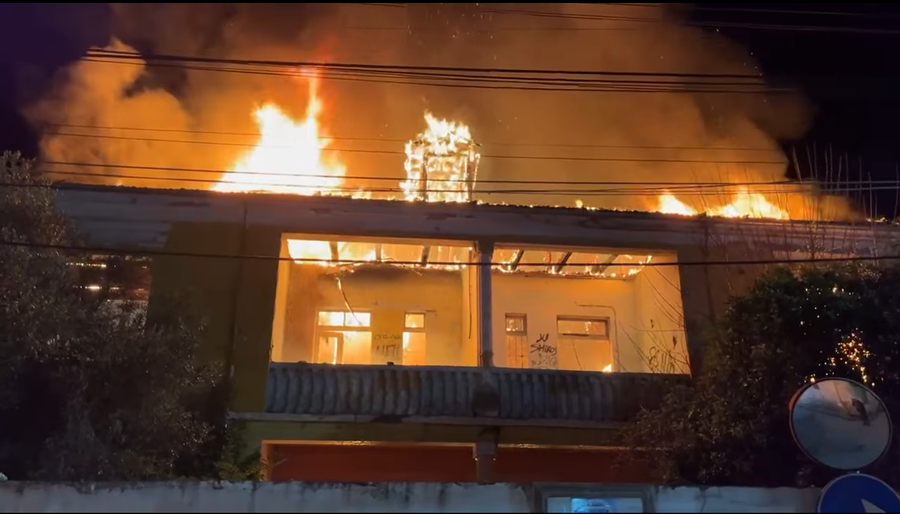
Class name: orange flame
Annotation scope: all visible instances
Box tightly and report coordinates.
[657,188,789,220]
[402,113,480,203]
[213,77,345,195]
[711,188,789,220]
[658,192,698,216]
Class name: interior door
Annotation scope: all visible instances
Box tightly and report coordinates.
[316,332,344,364]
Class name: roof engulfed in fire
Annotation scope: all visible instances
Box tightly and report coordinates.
[47,72,895,274]
[204,72,805,224]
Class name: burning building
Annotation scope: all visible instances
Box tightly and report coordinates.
[58,179,900,488]
[42,62,900,492]
[54,90,900,487]
[16,2,895,503]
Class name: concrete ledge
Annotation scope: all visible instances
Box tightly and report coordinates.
[0,481,819,513]
[264,362,685,424]
[231,411,625,430]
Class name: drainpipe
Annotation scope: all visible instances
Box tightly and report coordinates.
[473,245,499,483]
[473,428,499,483]
[225,203,249,393]
[475,240,494,368]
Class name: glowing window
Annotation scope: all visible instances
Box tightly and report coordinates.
[505,314,528,369]
[556,316,613,373]
[317,311,371,328]
[405,313,425,330]
[315,311,372,365]
[557,318,609,339]
[403,312,427,366]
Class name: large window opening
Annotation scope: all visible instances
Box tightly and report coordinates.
[556,317,613,373]
[270,235,474,366]
[492,248,690,375]
[311,310,429,365]
[271,236,690,374]
[315,311,372,365]
[505,314,528,368]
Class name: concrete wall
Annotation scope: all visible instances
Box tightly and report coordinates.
[0,481,819,513]
[632,252,691,374]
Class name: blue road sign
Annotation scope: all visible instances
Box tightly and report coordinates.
[819,473,900,513]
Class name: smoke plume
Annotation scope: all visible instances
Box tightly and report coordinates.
[23,3,854,219]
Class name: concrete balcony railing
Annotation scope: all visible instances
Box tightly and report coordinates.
[265,363,688,426]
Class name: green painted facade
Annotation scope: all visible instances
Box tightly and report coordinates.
[149,221,280,414]
[146,218,760,458]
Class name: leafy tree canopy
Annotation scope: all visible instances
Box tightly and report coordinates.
[626,262,900,487]
[0,151,260,481]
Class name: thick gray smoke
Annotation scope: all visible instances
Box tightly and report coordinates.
[23,3,853,219]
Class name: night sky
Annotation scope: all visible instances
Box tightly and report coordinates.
[1,3,900,216]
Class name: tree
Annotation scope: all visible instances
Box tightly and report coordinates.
[625,263,900,487]
[0,152,260,480]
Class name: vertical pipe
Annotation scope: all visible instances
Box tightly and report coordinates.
[226,202,249,383]
[476,241,494,368]
[473,428,498,484]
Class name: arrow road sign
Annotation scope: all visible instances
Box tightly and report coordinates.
[819,474,900,513]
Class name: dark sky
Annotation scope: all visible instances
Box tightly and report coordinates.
[1,3,900,215]
[694,3,900,215]
[695,4,900,161]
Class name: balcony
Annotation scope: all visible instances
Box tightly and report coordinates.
[261,234,692,429]
[265,363,688,427]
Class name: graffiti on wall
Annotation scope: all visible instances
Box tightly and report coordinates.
[529,333,558,369]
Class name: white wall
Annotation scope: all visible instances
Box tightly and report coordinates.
[313,268,467,366]
[654,486,819,513]
[0,482,819,513]
[491,273,638,372]
[631,253,691,374]
[491,255,689,374]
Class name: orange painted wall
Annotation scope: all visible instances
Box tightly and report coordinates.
[268,444,654,484]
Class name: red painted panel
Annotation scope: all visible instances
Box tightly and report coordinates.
[267,444,654,484]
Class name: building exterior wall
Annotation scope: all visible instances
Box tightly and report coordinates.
[150,222,280,413]
[128,191,898,471]
[0,481,820,513]
[63,186,900,384]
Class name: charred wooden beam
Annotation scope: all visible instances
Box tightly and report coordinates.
[329,241,340,263]
[592,254,619,275]
[552,251,573,274]
[506,249,524,272]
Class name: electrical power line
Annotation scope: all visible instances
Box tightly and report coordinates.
[82,49,782,96]
[351,2,900,36]
[86,48,765,80]
[41,161,806,187]
[4,239,898,268]
[76,50,900,99]
[33,160,900,198]
[82,56,781,95]
[26,170,900,201]
[44,123,784,153]
[40,134,788,165]
[606,3,891,17]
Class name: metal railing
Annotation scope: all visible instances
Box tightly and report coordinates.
[265,362,687,424]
